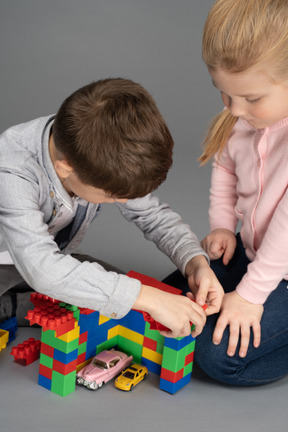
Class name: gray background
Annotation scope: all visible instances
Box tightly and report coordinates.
[1,3,288,432]
[0,0,222,281]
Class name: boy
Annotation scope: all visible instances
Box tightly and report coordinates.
[0,78,223,338]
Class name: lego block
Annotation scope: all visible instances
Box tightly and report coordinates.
[10,338,41,365]
[0,316,17,342]
[51,370,76,397]
[40,342,55,358]
[39,363,53,380]
[142,346,163,365]
[38,374,52,391]
[118,325,144,346]
[159,373,191,394]
[0,329,9,351]
[39,353,54,369]
[26,293,76,337]
[53,359,78,375]
[160,367,184,383]
[58,325,80,343]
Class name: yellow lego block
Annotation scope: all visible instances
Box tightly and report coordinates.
[142,346,163,364]
[99,315,110,325]
[108,325,119,340]
[0,329,9,351]
[58,324,80,343]
[118,326,144,345]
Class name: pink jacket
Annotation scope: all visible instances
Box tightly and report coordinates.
[210,116,288,304]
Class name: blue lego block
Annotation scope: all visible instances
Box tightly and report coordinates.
[0,316,17,343]
[120,309,146,334]
[164,334,195,351]
[38,374,52,391]
[141,357,162,375]
[159,372,191,394]
[53,348,78,364]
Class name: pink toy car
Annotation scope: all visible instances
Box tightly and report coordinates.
[76,349,133,390]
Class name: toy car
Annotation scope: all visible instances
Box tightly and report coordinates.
[76,349,133,390]
[115,364,148,391]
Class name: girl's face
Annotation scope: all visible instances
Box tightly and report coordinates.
[209,67,288,129]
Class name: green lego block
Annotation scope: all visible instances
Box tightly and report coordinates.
[41,329,79,353]
[59,303,80,321]
[51,370,76,397]
[39,353,54,369]
[161,346,187,372]
[144,322,165,344]
[96,336,118,353]
[77,341,87,356]
[183,362,193,377]
[117,336,143,363]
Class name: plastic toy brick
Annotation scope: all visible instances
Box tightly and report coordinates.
[0,329,9,351]
[26,294,76,337]
[10,338,41,365]
[0,316,17,343]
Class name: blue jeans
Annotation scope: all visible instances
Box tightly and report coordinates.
[163,234,288,386]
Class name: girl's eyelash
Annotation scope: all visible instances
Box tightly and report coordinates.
[246,98,260,103]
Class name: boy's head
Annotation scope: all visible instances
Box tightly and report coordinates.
[52,78,174,200]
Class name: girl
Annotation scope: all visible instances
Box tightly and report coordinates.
[164,0,288,385]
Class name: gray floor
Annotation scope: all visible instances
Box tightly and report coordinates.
[1,327,287,432]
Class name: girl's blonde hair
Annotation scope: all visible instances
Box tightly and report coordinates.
[199,0,288,164]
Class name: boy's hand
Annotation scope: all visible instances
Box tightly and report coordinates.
[213,291,264,357]
[133,284,206,339]
[185,255,224,316]
[201,228,237,265]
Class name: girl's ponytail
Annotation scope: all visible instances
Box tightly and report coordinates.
[199,109,237,165]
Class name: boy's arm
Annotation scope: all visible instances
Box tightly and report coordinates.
[116,194,224,313]
[0,171,142,318]
[116,194,209,275]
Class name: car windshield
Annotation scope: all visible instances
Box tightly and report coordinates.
[122,371,135,379]
[92,358,108,369]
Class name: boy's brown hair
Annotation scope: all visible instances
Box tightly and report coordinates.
[52,78,174,199]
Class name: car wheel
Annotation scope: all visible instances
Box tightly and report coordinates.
[129,384,134,391]
[98,382,104,388]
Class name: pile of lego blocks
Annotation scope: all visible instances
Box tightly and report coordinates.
[25,271,197,397]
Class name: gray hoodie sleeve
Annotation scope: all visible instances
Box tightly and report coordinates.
[116,194,208,275]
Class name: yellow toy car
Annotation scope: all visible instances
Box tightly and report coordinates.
[115,364,148,391]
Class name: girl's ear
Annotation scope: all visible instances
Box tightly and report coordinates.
[54,159,74,179]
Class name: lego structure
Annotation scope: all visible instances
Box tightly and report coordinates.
[25,271,198,397]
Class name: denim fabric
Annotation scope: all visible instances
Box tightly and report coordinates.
[163,234,288,386]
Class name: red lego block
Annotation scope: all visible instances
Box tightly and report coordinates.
[128,270,207,332]
[39,363,53,380]
[79,308,95,315]
[160,367,184,383]
[185,351,194,366]
[53,359,78,375]
[79,331,88,345]
[26,294,76,337]
[127,271,182,295]
[77,352,86,366]
[10,338,41,365]
[40,342,55,358]
[143,336,158,351]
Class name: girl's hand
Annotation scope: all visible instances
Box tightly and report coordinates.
[213,291,264,357]
[201,228,237,265]
[133,284,207,339]
[185,255,224,316]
